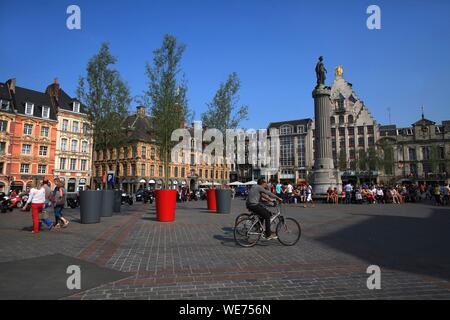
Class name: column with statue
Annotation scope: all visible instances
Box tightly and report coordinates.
[311,56,340,195]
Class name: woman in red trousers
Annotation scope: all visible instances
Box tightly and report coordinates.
[22,180,46,234]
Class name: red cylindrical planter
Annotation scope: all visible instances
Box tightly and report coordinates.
[206,189,217,211]
[155,189,177,222]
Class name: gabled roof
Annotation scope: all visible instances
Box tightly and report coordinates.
[12,86,57,121]
[121,113,155,143]
[268,118,312,129]
[413,117,435,126]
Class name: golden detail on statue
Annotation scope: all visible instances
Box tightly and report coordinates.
[335,65,343,77]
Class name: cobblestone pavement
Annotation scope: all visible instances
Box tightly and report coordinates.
[1,199,450,300]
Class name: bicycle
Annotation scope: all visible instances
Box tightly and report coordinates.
[233,202,301,247]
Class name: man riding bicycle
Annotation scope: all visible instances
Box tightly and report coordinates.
[246,178,283,240]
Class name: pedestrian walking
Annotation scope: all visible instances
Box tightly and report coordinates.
[22,180,46,234]
[53,179,69,228]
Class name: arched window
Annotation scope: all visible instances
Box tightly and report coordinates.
[339,115,345,124]
[348,115,354,124]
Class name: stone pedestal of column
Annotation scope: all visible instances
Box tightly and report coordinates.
[311,85,340,195]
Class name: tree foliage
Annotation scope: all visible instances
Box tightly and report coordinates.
[144,34,190,189]
[76,43,131,148]
[201,72,248,133]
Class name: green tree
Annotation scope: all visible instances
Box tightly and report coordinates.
[144,34,190,189]
[379,140,395,175]
[76,43,131,187]
[338,149,347,171]
[201,72,248,134]
[367,147,379,171]
[358,148,368,171]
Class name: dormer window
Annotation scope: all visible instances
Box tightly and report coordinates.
[297,125,306,134]
[73,102,80,113]
[0,99,10,111]
[280,125,293,135]
[25,102,34,115]
[42,106,50,118]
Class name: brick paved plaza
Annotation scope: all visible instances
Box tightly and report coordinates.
[0,199,450,300]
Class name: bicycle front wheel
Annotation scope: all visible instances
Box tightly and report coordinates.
[276,217,301,246]
[234,217,262,247]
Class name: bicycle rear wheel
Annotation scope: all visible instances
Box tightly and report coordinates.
[234,217,262,247]
[276,217,301,246]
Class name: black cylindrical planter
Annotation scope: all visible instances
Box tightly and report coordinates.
[215,189,232,214]
[101,190,114,217]
[79,190,102,224]
[113,190,121,213]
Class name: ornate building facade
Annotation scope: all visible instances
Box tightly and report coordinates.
[93,106,229,192]
[378,115,450,185]
[0,79,58,192]
[46,80,93,192]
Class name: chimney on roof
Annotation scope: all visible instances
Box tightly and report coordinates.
[6,78,16,94]
[136,106,146,116]
[45,78,60,102]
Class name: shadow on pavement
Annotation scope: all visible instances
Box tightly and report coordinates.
[316,207,450,281]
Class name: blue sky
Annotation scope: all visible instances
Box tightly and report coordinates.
[1,0,449,129]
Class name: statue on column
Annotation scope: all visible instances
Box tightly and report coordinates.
[315,56,327,87]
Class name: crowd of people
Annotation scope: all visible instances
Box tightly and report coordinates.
[326,182,450,205]
[22,178,69,234]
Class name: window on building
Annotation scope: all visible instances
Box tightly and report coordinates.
[330,117,335,125]
[141,147,146,158]
[81,141,88,153]
[150,148,155,160]
[20,163,30,173]
[349,137,355,147]
[280,136,294,166]
[190,154,195,165]
[205,169,208,179]
[331,128,336,137]
[408,148,416,161]
[410,163,418,175]
[422,147,431,160]
[25,102,34,115]
[181,167,185,177]
[298,135,306,168]
[348,115,354,124]
[339,139,345,148]
[0,120,7,132]
[150,165,155,176]
[358,137,365,147]
[38,164,47,174]
[174,167,178,177]
[80,159,87,171]
[339,115,345,125]
[61,138,67,151]
[338,99,345,110]
[71,140,78,152]
[349,149,356,160]
[0,142,5,154]
[297,125,306,134]
[339,127,345,136]
[39,146,48,156]
[158,166,163,177]
[42,106,50,118]
[280,125,293,135]
[83,123,89,135]
[22,144,31,155]
[197,168,201,178]
[60,158,66,170]
[131,164,136,176]
[358,126,364,135]
[367,126,374,135]
[0,162,3,174]
[73,102,80,113]
[41,126,49,137]
[73,121,79,133]
[211,170,214,179]
[348,127,354,135]
[61,119,68,132]
[439,146,445,160]
[24,124,33,135]
[0,100,10,111]
[70,159,77,171]
[141,164,146,176]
